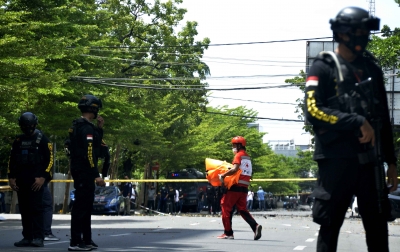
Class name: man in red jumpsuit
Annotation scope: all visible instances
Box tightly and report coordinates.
[217,136,262,240]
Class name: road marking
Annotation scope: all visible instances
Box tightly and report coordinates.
[314,232,319,236]
[190,222,200,225]
[44,241,69,246]
[282,224,291,226]
[345,231,352,233]
[210,220,217,222]
[305,238,315,242]
[110,233,131,236]
[152,227,172,232]
[301,226,310,229]
[293,246,307,250]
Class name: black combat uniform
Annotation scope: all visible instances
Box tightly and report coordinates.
[305,7,395,252]
[206,184,216,214]
[69,117,103,246]
[8,128,53,246]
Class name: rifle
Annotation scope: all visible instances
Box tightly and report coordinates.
[352,77,387,214]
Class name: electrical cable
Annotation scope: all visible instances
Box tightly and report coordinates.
[69,36,333,49]
[207,96,297,105]
[197,110,303,122]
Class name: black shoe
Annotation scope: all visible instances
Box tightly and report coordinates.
[68,242,92,251]
[14,238,32,247]
[254,224,262,240]
[31,238,44,247]
[85,240,98,250]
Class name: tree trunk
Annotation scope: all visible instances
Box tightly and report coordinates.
[110,144,121,184]
[139,163,150,210]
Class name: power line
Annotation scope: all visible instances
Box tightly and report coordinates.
[68,36,334,50]
[75,79,297,91]
[199,110,303,122]
[208,96,298,105]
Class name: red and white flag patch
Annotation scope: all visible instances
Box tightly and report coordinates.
[87,134,93,140]
[306,76,319,87]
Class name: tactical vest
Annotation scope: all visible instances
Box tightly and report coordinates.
[316,51,379,119]
[15,130,43,166]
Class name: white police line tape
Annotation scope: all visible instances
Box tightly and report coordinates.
[129,199,167,216]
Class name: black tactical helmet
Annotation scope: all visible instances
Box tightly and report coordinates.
[77,94,102,117]
[18,112,38,136]
[330,7,380,34]
[330,7,380,54]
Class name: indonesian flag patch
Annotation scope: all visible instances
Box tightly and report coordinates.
[306,76,319,87]
[87,134,93,140]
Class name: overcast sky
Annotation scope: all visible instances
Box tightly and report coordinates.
[178,0,400,145]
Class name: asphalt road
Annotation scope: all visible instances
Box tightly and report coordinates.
[1,210,399,252]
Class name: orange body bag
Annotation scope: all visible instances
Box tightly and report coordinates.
[205,158,241,189]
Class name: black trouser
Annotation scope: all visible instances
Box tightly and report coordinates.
[16,181,44,240]
[43,185,54,235]
[71,179,95,245]
[313,158,390,252]
[207,197,215,213]
[147,199,154,211]
[167,197,176,213]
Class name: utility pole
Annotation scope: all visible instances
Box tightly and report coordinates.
[368,0,376,16]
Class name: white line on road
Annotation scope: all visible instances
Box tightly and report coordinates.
[305,238,315,242]
[152,227,172,232]
[110,233,131,236]
[301,226,310,229]
[44,241,70,246]
[282,224,292,226]
[190,222,200,225]
[210,220,217,222]
[345,231,352,233]
[293,246,307,250]
[314,232,319,236]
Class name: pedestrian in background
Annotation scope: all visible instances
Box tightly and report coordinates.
[8,112,53,247]
[122,175,132,216]
[147,185,156,213]
[247,190,254,211]
[206,183,216,214]
[174,187,179,214]
[178,187,184,214]
[131,184,138,214]
[256,187,265,211]
[305,7,398,251]
[159,186,167,213]
[68,94,105,251]
[197,187,204,213]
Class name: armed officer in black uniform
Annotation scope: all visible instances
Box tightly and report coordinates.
[305,7,398,252]
[68,94,105,251]
[8,112,53,247]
